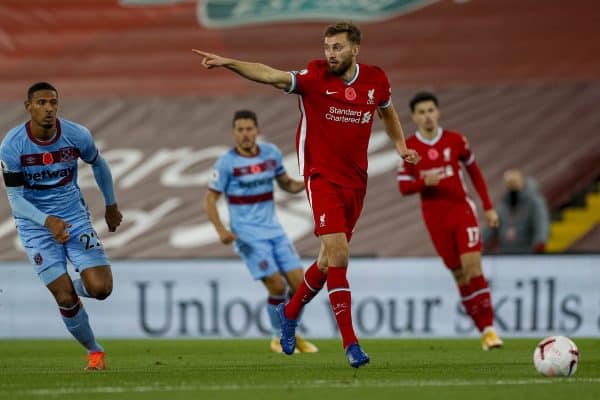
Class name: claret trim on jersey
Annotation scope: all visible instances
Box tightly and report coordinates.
[25,119,62,146]
[227,191,274,205]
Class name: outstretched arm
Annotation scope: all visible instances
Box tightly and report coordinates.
[204,189,236,245]
[378,104,419,164]
[192,49,293,91]
[275,173,305,194]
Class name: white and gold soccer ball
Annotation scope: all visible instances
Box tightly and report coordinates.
[533,336,580,377]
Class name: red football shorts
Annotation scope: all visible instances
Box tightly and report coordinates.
[422,199,482,269]
[306,174,366,241]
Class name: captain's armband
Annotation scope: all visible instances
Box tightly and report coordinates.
[2,170,24,187]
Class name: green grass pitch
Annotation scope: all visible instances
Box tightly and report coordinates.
[0,338,598,400]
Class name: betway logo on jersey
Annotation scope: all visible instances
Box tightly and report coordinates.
[25,166,74,181]
[238,177,272,189]
[326,106,372,125]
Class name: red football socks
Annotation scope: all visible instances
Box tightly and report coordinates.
[327,266,358,349]
[284,262,326,320]
[459,275,494,331]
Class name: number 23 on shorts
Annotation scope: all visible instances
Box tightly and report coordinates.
[79,230,102,250]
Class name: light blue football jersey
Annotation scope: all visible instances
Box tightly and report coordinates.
[0,118,99,231]
[208,142,290,240]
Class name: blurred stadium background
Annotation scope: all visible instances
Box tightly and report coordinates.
[0,0,599,340]
[1,0,598,259]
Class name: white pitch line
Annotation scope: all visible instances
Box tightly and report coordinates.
[17,378,600,396]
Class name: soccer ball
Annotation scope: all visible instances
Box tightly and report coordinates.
[533,336,579,377]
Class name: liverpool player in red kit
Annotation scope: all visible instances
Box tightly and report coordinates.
[193,22,419,367]
[397,92,503,350]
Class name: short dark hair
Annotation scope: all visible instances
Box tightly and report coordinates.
[324,21,361,45]
[27,82,58,101]
[409,91,438,112]
[232,110,258,127]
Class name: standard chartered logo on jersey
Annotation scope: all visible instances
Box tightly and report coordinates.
[326,106,372,124]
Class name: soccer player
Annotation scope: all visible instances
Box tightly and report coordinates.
[193,21,419,367]
[0,82,122,369]
[397,91,503,350]
[205,110,318,354]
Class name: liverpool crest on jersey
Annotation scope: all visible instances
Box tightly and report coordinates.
[367,88,375,104]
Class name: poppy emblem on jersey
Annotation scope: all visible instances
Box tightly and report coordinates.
[33,253,43,265]
[427,148,439,160]
[344,87,357,101]
[42,152,54,165]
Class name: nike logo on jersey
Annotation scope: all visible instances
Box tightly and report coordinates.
[325,90,338,95]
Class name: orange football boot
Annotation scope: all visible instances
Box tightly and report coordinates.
[85,351,106,371]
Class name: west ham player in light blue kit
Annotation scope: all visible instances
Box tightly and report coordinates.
[0,82,122,370]
[204,110,318,354]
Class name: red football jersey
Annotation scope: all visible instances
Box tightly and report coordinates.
[397,128,483,207]
[289,60,391,188]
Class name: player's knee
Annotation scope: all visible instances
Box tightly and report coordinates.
[462,264,482,283]
[263,274,286,296]
[329,253,349,267]
[269,282,286,297]
[55,292,79,309]
[87,281,113,300]
[317,264,328,274]
[324,244,349,266]
[96,282,112,300]
[452,268,468,286]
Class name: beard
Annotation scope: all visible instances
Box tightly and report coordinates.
[40,115,55,130]
[328,57,353,76]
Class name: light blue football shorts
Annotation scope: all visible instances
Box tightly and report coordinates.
[233,234,302,280]
[20,218,110,286]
